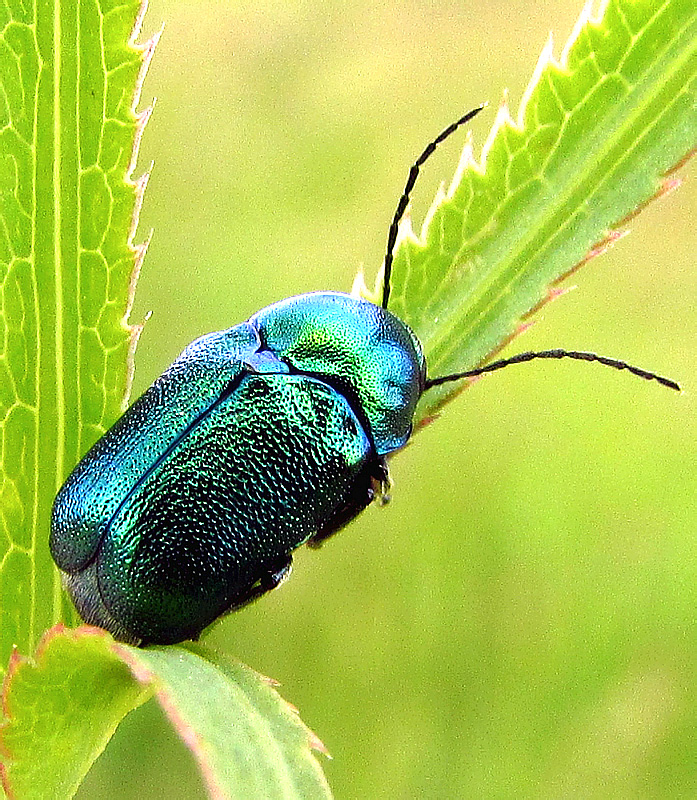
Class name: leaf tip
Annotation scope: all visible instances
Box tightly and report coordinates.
[589,228,628,259]
[256,671,282,688]
[547,285,576,303]
[446,132,478,197]
[396,206,417,249]
[657,176,682,200]
[561,0,605,66]
[352,265,380,304]
[308,730,331,757]
[420,183,446,238]
[518,30,559,131]
[275,693,332,758]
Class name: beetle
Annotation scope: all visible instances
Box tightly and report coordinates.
[50,106,679,646]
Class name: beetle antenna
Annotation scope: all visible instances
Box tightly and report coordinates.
[381,104,486,311]
[425,350,681,392]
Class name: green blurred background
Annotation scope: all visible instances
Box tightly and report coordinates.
[79,1,696,797]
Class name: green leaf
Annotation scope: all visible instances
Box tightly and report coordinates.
[357,0,696,424]
[0,626,332,800]
[116,643,332,800]
[0,0,153,669]
[0,626,151,798]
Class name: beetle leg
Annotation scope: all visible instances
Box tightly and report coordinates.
[373,464,392,506]
[308,458,390,548]
[227,554,293,611]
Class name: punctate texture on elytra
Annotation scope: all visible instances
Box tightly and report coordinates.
[50,292,425,645]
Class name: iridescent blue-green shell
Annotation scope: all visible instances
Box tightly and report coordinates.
[50,292,424,644]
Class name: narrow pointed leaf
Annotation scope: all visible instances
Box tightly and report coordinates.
[0,0,152,670]
[360,0,696,423]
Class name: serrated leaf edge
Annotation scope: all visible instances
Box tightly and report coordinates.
[359,0,695,322]
[121,6,161,411]
[353,0,694,429]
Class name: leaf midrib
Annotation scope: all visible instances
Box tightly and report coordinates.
[50,0,66,633]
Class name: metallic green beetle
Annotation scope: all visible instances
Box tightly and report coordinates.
[51,291,423,645]
[50,107,678,645]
